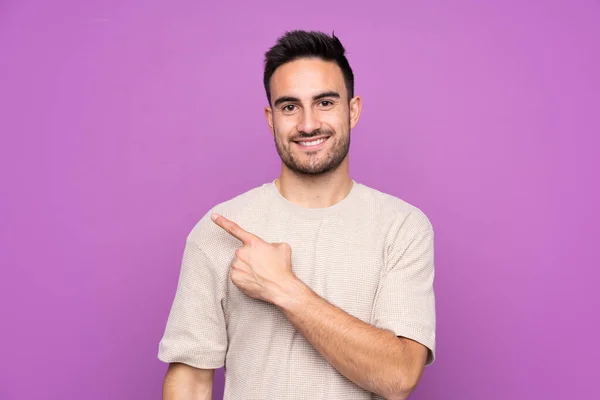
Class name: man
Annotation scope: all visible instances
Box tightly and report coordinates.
[158,30,436,400]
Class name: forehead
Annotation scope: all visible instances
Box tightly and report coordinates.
[270,58,346,100]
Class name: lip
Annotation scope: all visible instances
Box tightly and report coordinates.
[293,136,330,151]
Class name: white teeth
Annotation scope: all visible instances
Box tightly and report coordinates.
[298,138,327,146]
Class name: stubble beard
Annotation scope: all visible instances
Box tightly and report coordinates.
[273,125,351,176]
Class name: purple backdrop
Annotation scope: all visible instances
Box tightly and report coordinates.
[1,1,598,399]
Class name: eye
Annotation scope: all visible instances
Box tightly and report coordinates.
[282,104,297,113]
[319,100,334,108]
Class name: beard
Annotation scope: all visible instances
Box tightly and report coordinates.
[273,125,351,175]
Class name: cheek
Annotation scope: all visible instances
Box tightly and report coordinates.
[274,116,298,136]
[322,108,349,126]
[323,115,347,133]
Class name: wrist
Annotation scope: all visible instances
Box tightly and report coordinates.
[271,276,312,311]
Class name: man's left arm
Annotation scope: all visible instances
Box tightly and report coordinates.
[274,281,428,400]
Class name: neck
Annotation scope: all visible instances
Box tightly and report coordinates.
[275,160,353,209]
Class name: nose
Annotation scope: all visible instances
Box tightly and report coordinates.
[297,108,322,134]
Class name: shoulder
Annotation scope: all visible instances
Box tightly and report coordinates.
[354,182,433,235]
[186,183,272,250]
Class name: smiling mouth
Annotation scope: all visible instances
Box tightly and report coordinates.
[294,137,329,147]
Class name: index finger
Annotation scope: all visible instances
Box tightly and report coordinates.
[211,213,258,245]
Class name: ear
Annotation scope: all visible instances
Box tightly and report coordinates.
[264,106,274,135]
[349,95,362,129]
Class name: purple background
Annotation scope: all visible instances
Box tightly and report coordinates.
[1,1,598,399]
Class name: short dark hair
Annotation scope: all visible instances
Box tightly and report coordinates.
[263,30,354,105]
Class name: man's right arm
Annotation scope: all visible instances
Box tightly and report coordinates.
[159,231,227,397]
[162,363,214,400]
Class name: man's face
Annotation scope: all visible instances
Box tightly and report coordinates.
[265,58,361,175]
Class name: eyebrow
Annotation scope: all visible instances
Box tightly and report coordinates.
[273,91,341,107]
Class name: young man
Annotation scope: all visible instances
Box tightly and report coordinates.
[158,30,436,400]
